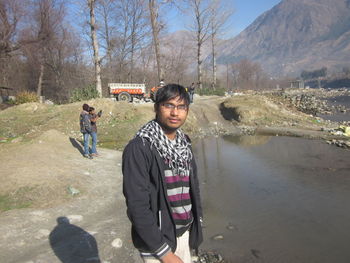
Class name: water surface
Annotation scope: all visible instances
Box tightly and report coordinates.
[318,95,350,122]
[193,136,350,263]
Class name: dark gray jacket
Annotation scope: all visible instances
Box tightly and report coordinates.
[122,136,203,258]
[79,111,92,133]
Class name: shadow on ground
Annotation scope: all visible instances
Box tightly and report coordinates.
[69,137,84,155]
[49,216,101,263]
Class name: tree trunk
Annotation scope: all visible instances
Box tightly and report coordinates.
[211,33,217,90]
[37,63,44,97]
[149,0,163,82]
[88,0,102,97]
[197,35,202,90]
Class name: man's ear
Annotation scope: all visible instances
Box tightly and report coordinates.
[154,103,158,113]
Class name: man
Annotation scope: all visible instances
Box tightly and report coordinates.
[79,103,93,159]
[122,84,203,263]
[188,83,195,104]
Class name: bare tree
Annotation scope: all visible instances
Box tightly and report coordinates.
[96,0,149,83]
[148,0,163,82]
[231,59,267,90]
[128,0,149,82]
[186,0,211,89]
[208,0,232,89]
[88,0,102,97]
[0,0,28,86]
[34,0,66,97]
[0,0,28,58]
[21,0,87,101]
[96,0,117,64]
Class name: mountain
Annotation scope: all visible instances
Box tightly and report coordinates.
[217,0,350,76]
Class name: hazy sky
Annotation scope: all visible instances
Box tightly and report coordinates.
[166,0,282,38]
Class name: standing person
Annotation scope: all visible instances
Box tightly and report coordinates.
[80,104,93,159]
[188,83,195,103]
[88,107,99,157]
[122,84,203,263]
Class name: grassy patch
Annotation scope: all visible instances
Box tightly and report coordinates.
[0,188,33,212]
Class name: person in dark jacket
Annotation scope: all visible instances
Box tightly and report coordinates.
[79,103,93,159]
[188,83,195,103]
[122,84,203,263]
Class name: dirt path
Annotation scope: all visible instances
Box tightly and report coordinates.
[0,130,142,263]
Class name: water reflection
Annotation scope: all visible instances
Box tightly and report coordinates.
[194,135,350,263]
[222,134,271,147]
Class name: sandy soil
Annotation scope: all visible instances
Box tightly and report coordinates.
[0,129,141,263]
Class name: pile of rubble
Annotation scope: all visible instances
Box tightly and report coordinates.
[326,139,350,149]
[269,88,350,116]
[282,93,331,115]
[323,126,350,149]
[194,251,224,263]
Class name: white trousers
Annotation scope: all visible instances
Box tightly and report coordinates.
[143,230,192,263]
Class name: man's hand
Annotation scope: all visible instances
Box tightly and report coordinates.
[161,252,184,263]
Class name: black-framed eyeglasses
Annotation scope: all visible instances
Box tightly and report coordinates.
[161,103,188,111]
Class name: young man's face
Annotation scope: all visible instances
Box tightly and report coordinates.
[155,96,189,133]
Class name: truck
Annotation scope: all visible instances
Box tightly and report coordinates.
[108,82,162,102]
[108,83,147,102]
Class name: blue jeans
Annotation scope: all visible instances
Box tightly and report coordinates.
[189,92,194,103]
[83,133,91,155]
[91,132,97,154]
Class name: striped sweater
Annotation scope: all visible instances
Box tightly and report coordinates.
[164,168,193,237]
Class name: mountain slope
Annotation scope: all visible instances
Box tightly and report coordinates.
[217,0,350,76]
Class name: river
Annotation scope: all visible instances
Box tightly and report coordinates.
[193,135,350,263]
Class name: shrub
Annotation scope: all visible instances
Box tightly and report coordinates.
[197,87,226,96]
[15,91,38,104]
[69,84,99,102]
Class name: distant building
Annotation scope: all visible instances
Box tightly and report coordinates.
[290,80,305,89]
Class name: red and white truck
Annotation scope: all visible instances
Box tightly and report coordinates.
[108,83,147,102]
[108,83,161,102]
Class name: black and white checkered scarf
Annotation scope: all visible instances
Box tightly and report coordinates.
[136,120,192,177]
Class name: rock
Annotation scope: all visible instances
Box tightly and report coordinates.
[67,215,83,223]
[212,234,224,240]
[197,251,224,263]
[226,224,237,231]
[111,238,123,249]
[67,186,80,196]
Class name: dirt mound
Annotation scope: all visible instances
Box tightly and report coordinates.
[1,102,49,114]
[220,95,316,127]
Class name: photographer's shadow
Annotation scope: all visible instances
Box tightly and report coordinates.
[49,217,100,263]
[69,137,85,156]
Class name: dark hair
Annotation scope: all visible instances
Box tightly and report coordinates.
[89,107,95,112]
[82,103,89,111]
[155,84,190,109]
